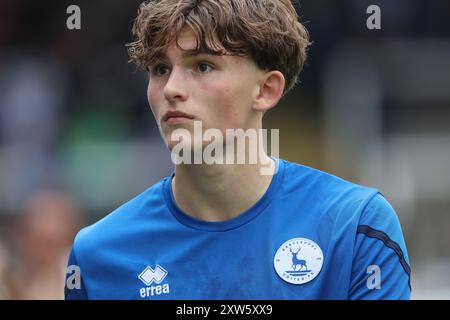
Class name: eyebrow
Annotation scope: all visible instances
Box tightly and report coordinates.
[158,49,224,60]
[187,48,226,56]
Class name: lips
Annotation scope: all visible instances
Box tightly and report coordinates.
[162,110,195,123]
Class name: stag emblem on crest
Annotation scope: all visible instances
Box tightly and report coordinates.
[274,238,324,285]
[289,247,308,271]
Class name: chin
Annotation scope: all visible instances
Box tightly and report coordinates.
[165,131,192,150]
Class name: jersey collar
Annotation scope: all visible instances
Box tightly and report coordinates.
[163,158,285,232]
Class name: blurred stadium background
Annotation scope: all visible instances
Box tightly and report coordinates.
[0,0,449,299]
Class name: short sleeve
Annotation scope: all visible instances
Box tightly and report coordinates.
[348,193,411,300]
[65,247,88,300]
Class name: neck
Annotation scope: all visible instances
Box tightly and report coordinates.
[172,153,276,222]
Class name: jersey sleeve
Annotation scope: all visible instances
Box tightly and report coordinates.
[348,193,411,300]
[65,246,88,300]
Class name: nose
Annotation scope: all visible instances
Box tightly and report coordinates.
[163,66,188,103]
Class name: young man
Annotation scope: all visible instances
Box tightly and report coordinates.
[65,0,411,299]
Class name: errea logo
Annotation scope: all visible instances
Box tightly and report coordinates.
[138,265,170,298]
[139,265,168,285]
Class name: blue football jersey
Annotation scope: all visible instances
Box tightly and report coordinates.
[65,158,411,300]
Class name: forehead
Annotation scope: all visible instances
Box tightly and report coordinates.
[158,27,222,60]
[160,28,255,68]
[173,28,201,51]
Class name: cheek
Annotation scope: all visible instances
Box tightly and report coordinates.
[215,93,236,128]
[200,81,240,129]
[212,84,250,130]
[147,82,162,118]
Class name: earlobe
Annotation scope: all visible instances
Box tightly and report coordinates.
[253,71,285,112]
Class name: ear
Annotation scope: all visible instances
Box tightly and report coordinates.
[252,71,285,112]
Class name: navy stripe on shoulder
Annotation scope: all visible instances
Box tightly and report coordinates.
[357,225,411,291]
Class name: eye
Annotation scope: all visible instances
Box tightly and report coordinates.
[151,64,171,76]
[197,62,214,73]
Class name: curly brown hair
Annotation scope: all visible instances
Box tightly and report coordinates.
[127,0,311,94]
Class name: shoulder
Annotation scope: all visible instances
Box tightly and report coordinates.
[281,159,375,193]
[355,193,410,267]
[350,193,411,299]
[357,193,402,233]
[353,192,409,267]
[280,159,380,220]
[72,176,169,255]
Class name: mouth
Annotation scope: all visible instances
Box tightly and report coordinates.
[162,110,195,125]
